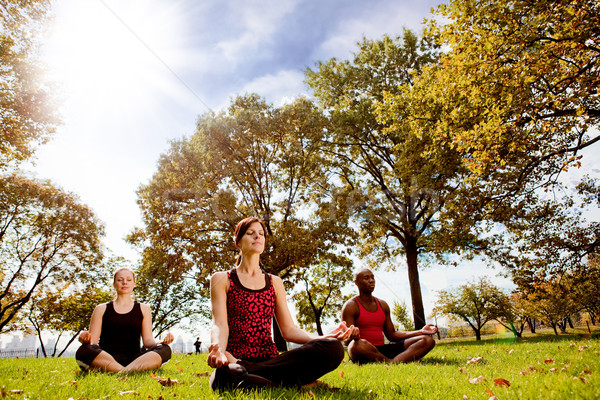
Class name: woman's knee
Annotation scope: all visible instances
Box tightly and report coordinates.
[313,337,344,364]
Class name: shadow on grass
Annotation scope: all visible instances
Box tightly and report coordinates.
[418,356,462,366]
[437,330,600,348]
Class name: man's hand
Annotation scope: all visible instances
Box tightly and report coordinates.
[78,330,91,344]
[324,321,355,342]
[207,344,229,368]
[161,332,174,345]
[421,324,438,335]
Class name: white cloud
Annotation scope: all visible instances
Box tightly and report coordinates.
[240,70,308,105]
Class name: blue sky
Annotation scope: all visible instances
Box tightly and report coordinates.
[20,0,599,340]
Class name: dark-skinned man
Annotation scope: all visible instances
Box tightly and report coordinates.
[341,268,437,363]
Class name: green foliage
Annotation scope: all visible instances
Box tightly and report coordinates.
[307,31,482,329]
[392,300,414,331]
[291,257,354,335]
[0,330,598,399]
[0,0,60,168]
[129,95,356,325]
[434,277,510,340]
[25,285,112,357]
[0,175,105,333]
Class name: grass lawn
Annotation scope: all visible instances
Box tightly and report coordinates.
[0,328,598,399]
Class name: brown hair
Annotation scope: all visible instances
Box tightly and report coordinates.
[233,217,266,265]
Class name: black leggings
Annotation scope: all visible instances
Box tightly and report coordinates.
[214,337,344,389]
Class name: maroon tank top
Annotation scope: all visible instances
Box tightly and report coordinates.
[354,296,386,346]
[226,269,278,360]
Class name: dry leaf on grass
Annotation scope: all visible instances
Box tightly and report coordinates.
[544,359,554,364]
[339,370,345,378]
[154,376,181,387]
[573,376,590,384]
[484,389,494,396]
[194,372,210,377]
[469,376,486,384]
[118,391,139,396]
[467,356,483,364]
[493,378,510,387]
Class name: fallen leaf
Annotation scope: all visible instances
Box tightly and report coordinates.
[507,349,514,355]
[581,370,592,375]
[193,372,210,377]
[384,365,390,370]
[338,370,345,378]
[154,377,181,387]
[544,359,554,364]
[467,356,483,364]
[119,391,139,396]
[489,397,498,400]
[549,368,557,373]
[493,378,510,387]
[469,376,486,384]
[177,368,184,372]
[520,371,530,376]
[8,390,24,394]
[484,388,494,396]
[463,396,468,400]
[459,368,467,374]
[307,390,314,398]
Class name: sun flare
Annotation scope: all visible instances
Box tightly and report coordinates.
[42,0,188,113]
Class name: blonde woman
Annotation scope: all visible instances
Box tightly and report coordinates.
[75,268,173,373]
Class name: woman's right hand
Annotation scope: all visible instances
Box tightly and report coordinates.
[207,344,229,368]
[78,330,91,344]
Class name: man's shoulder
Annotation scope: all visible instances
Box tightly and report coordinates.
[342,296,358,311]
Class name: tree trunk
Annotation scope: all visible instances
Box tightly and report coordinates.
[406,237,425,329]
[315,311,324,336]
[474,328,481,341]
[526,317,536,333]
[567,316,574,329]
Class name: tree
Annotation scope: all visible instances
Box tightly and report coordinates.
[522,277,578,335]
[307,32,483,329]
[0,0,60,168]
[408,0,600,277]
[433,277,508,340]
[129,95,355,334]
[25,285,111,357]
[571,254,600,325]
[392,300,414,331]
[0,174,104,332]
[291,257,353,335]
[425,0,599,177]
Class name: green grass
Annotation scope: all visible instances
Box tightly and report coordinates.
[1,328,598,399]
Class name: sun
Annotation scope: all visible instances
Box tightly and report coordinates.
[41,0,189,114]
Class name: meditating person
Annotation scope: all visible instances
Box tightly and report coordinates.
[75,267,173,373]
[341,268,437,364]
[207,217,353,390]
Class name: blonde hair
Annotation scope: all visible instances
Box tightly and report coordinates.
[113,267,136,283]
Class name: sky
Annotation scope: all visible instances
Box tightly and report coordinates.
[16,0,600,344]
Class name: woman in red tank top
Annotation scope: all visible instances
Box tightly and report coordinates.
[206,217,356,390]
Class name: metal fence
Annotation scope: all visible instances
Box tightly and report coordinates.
[0,348,38,358]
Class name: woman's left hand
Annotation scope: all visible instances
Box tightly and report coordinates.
[161,332,174,345]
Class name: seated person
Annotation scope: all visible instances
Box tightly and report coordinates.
[342,268,437,364]
[76,267,173,373]
[207,217,353,390]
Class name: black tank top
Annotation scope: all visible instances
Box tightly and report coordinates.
[99,301,143,365]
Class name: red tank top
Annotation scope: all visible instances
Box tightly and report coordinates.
[354,296,385,346]
[225,269,279,360]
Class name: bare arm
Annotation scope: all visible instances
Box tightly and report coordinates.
[273,275,317,344]
[207,272,234,368]
[341,299,361,343]
[139,303,173,348]
[381,300,438,341]
[78,303,106,344]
